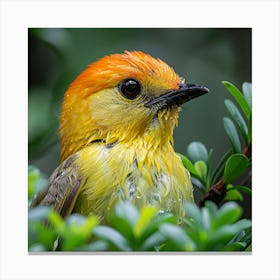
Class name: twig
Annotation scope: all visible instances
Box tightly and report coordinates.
[197,142,251,208]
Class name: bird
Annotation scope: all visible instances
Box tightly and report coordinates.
[31,50,209,224]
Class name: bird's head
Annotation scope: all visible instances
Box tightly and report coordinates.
[60,51,208,161]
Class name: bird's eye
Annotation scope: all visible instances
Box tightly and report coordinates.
[118,78,141,99]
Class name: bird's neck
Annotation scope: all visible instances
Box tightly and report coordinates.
[60,107,180,162]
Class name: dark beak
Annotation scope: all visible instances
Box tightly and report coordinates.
[145,83,209,109]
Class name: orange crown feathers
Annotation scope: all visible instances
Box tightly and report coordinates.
[66,51,181,98]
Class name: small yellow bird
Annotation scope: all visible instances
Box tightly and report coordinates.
[31,51,208,223]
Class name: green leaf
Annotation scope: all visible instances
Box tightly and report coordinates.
[209,219,251,248]
[28,207,58,251]
[222,81,251,120]
[230,219,252,233]
[230,230,246,243]
[204,201,218,221]
[134,206,157,238]
[177,153,197,175]
[222,241,247,251]
[201,207,211,230]
[28,206,52,222]
[114,201,139,227]
[225,189,243,201]
[242,82,252,110]
[234,185,252,195]
[224,99,248,144]
[77,240,108,251]
[93,226,131,251]
[141,213,174,240]
[60,214,98,251]
[66,214,98,235]
[108,202,139,244]
[223,117,241,153]
[159,224,196,251]
[213,202,242,229]
[28,166,48,201]
[187,142,208,163]
[108,215,135,242]
[29,244,48,252]
[185,202,203,229]
[211,149,232,185]
[209,226,241,246]
[141,232,166,251]
[48,210,64,230]
[223,154,249,184]
[194,161,207,182]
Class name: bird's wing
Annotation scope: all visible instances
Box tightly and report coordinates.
[30,153,83,218]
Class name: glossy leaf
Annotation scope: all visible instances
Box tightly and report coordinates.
[108,202,138,245]
[225,189,243,201]
[77,240,108,251]
[242,82,252,110]
[234,185,252,194]
[108,215,135,242]
[141,213,174,241]
[185,202,203,229]
[48,210,64,229]
[210,149,232,185]
[61,215,98,251]
[93,226,131,251]
[222,241,247,251]
[141,232,166,251]
[223,117,241,153]
[223,154,249,184]
[228,184,252,195]
[201,207,211,230]
[114,201,139,227]
[28,206,52,222]
[222,81,251,119]
[159,224,196,251]
[194,161,207,182]
[204,201,218,221]
[191,177,206,193]
[213,202,242,229]
[229,229,246,244]
[29,244,48,252]
[187,142,208,163]
[224,99,248,144]
[134,206,157,238]
[28,207,58,251]
[177,153,197,175]
[28,165,48,201]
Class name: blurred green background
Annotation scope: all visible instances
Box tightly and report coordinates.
[28,28,251,178]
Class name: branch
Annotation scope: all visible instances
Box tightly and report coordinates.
[197,142,251,208]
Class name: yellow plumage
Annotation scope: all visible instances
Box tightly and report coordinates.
[31,51,208,224]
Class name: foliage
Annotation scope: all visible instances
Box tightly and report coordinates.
[28,166,48,204]
[28,81,252,252]
[178,81,252,202]
[28,199,251,252]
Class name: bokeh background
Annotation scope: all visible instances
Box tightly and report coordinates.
[28,28,251,214]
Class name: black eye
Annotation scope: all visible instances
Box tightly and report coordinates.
[118,79,141,99]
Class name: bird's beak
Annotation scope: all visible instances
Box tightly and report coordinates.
[145,83,209,109]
